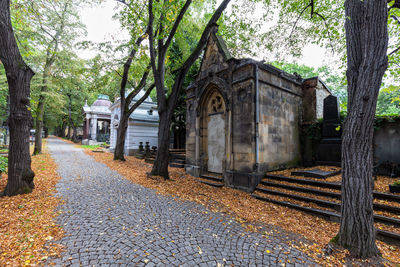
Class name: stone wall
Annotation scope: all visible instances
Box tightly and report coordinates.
[231,69,255,172]
[258,68,303,171]
[301,77,331,123]
[374,120,400,165]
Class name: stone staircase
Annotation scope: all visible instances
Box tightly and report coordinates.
[196,172,224,188]
[251,173,400,243]
[169,149,186,168]
[141,149,186,169]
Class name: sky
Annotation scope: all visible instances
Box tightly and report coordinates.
[79,0,335,70]
[79,1,128,59]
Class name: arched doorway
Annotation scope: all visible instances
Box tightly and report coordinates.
[200,88,226,174]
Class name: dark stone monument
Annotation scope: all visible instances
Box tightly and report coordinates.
[135,142,145,159]
[145,142,151,158]
[316,95,342,166]
[322,95,341,138]
[139,142,144,152]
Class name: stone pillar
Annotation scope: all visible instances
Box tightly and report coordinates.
[91,116,98,141]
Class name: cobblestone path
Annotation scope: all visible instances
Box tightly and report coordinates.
[47,138,316,266]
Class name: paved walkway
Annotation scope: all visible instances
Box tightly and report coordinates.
[47,138,316,266]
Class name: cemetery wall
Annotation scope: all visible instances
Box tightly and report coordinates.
[374,120,400,165]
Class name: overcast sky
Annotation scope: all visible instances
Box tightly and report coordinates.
[79,0,334,70]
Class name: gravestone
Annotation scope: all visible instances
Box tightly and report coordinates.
[322,95,341,138]
[316,95,342,166]
[145,142,151,158]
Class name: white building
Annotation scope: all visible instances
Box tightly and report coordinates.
[109,91,159,155]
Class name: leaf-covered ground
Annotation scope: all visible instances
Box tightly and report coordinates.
[0,144,63,266]
[84,148,399,266]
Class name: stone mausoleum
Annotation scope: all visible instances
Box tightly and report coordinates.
[109,91,159,155]
[83,94,112,144]
[185,27,331,191]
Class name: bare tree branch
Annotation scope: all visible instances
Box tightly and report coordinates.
[163,0,192,52]
[126,65,151,104]
[115,70,136,89]
[289,0,334,53]
[388,46,400,55]
[314,11,335,53]
[128,83,155,115]
[289,3,311,39]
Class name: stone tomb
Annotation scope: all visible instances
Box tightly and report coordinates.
[185,26,332,192]
[82,94,112,144]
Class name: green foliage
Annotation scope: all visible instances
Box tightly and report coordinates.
[271,61,348,106]
[393,180,400,186]
[303,120,323,141]
[0,156,8,174]
[0,65,8,125]
[376,86,400,116]
[374,114,400,130]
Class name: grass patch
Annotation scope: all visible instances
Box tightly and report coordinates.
[79,145,102,150]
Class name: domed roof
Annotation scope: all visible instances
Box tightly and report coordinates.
[92,94,112,107]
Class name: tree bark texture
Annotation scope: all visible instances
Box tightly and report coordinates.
[149,0,231,178]
[0,0,35,196]
[338,0,388,258]
[151,110,173,178]
[114,115,129,161]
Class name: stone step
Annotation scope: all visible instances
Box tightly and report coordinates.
[170,154,186,160]
[255,187,341,211]
[265,174,341,189]
[251,193,340,221]
[251,193,400,243]
[257,184,400,216]
[260,180,341,199]
[254,190,400,227]
[258,184,400,220]
[169,163,185,168]
[196,178,224,188]
[265,174,400,203]
[291,169,341,179]
[171,158,186,164]
[201,174,224,183]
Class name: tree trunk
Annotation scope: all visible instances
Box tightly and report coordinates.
[59,120,67,138]
[33,96,44,154]
[0,0,35,196]
[114,114,129,161]
[72,126,78,142]
[151,110,172,178]
[148,0,231,179]
[337,0,388,258]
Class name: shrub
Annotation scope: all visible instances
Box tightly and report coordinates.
[0,156,7,173]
